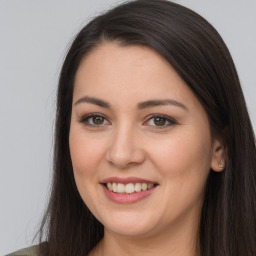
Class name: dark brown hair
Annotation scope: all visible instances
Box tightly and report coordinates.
[38,1,256,255]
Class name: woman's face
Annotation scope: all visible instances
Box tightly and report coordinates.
[69,42,222,238]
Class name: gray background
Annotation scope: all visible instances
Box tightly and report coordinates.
[0,0,255,254]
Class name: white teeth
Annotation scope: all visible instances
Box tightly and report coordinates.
[107,183,112,191]
[117,183,125,193]
[125,183,135,193]
[134,183,142,192]
[147,183,154,189]
[141,183,147,191]
[106,182,155,194]
[112,182,117,192]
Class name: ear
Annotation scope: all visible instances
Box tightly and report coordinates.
[211,139,226,172]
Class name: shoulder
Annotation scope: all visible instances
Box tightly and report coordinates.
[5,244,40,256]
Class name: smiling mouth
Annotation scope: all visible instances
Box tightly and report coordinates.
[104,182,158,194]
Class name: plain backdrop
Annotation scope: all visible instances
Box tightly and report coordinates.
[0,0,255,254]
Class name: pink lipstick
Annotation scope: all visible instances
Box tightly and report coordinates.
[100,177,158,204]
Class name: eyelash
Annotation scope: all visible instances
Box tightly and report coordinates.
[80,113,177,129]
[144,114,177,129]
[80,114,110,128]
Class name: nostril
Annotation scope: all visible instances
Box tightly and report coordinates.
[105,143,146,168]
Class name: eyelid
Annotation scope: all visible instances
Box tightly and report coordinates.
[143,114,177,128]
[79,113,111,127]
[79,113,177,129]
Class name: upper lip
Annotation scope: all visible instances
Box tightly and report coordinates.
[101,177,158,185]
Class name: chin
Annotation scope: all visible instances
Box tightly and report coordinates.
[98,210,159,238]
[105,223,155,238]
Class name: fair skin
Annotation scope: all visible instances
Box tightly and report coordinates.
[69,42,225,256]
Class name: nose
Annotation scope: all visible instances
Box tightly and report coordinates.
[106,125,145,169]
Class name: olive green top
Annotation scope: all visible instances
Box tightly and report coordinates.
[6,245,40,256]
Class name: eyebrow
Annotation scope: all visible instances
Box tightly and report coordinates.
[137,99,187,111]
[75,96,187,111]
[75,96,110,108]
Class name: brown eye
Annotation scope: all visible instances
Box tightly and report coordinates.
[93,116,104,125]
[153,117,166,126]
[144,115,176,129]
[80,114,110,127]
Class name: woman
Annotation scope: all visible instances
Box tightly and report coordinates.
[8,0,256,255]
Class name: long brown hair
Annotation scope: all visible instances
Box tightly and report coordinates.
[38,1,256,255]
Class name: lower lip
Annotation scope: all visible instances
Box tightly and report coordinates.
[101,184,157,204]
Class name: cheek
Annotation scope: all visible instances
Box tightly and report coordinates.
[69,128,107,211]
[69,127,107,203]
[69,129,105,177]
[146,130,212,219]
[147,127,212,191]
[152,127,211,168]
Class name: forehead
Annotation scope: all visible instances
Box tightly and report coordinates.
[73,42,199,110]
[76,42,171,80]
